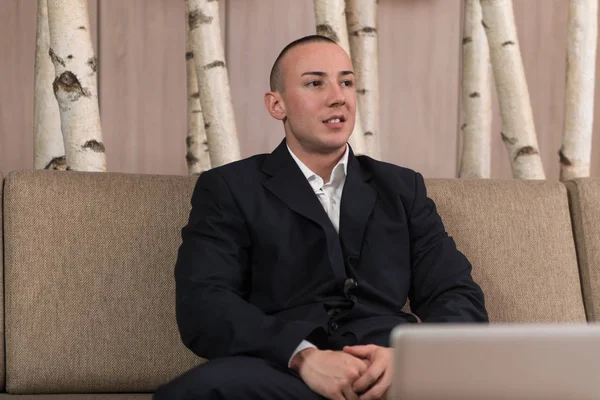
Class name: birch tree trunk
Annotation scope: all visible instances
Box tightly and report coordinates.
[459,0,492,179]
[34,0,66,170]
[560,0,598,181]
[186,0,241,168]
[345,0,380,159]
[481,0,545,179]
[186,20,211,175]
[47,0,106,171]
[313,0,367,156]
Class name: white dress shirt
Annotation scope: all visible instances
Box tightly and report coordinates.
[286,144,349,367]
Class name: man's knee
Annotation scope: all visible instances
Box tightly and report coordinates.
[153,356,319,400]
[153,361,227,400]
[152,357,278,400]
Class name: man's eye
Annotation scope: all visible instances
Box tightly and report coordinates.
[306,81,323,87]
[342,80,354,87]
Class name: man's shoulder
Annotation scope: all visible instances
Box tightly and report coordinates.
[202,153,268,182]
[356,155,420,185]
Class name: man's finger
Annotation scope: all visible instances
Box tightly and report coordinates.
[359,370,391,400]
[359,383,384,399]
[352,360,385,394]
[343,345,375,358]
[342,385,360,400]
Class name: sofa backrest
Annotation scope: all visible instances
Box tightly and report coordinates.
[426,179,586,323]
[1,171,592,393]
[3,171,202,394]
[565,178,600,322]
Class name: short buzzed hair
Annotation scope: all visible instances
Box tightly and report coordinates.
[269,35,338,92]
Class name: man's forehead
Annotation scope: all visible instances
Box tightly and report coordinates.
[282,42,353,75]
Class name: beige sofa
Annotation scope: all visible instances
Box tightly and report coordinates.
[0,170,597,398]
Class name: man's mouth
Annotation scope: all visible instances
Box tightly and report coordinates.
[323,116,346,124]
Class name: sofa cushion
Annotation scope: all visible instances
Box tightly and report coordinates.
[426,179,586,323]
[565,178,600,322]
[4,171,203,394]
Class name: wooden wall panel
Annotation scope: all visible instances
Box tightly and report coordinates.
[99,0,187,175]
[487,0,569,180]
[226,0,316,158]
[0,0,37,173]
[379,0,463,178]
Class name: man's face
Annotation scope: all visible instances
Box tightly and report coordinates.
[276,42,357,154]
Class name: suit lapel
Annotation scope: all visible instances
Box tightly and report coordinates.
[262,140,333,231]
[262,140,346,279]
[339,150,377,262]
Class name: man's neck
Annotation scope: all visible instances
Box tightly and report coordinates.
[287,142,346,183]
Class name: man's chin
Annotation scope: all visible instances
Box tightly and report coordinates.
[314,141,349,155]
[288,132,350,155]
[319,131,351,146]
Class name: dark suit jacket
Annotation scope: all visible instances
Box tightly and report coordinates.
[175,139,488,368]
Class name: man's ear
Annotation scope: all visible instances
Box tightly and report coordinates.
[264,91,286,121]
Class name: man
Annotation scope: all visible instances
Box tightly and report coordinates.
[155,35,487,400]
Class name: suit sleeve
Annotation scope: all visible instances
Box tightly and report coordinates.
[175,170,325,367]
[407,172,488,323]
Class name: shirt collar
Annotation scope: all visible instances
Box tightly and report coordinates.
[287,143,349,186]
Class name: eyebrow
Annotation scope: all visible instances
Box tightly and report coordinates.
[300,71,355,77]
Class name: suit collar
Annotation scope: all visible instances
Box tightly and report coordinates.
[262,139,364,180]
[287,143,348,196]
[287,143,350,180]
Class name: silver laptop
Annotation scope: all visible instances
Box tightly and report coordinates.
[390,324,600,400]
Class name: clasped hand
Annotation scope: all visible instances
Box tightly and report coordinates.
[291,344,393,400]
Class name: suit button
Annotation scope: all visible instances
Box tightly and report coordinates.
[343,278,358,295]
[327,308,341,317]
[330,321,339,331]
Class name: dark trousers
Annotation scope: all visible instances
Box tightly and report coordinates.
[153,356,326,400]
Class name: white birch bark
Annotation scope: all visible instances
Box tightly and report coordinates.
[560,0,598,181]
[47,0,106,171]
[186,0,241,168]
[345,0,380,159]
[459,0,492,179]
[481,0,545,179]
[313,0,367,156]
[186,21,211,175]
[34,0,66,170]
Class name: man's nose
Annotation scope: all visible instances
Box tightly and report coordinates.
[326,83,346,107]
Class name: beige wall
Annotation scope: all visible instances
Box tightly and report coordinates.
[1,0,599,179]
